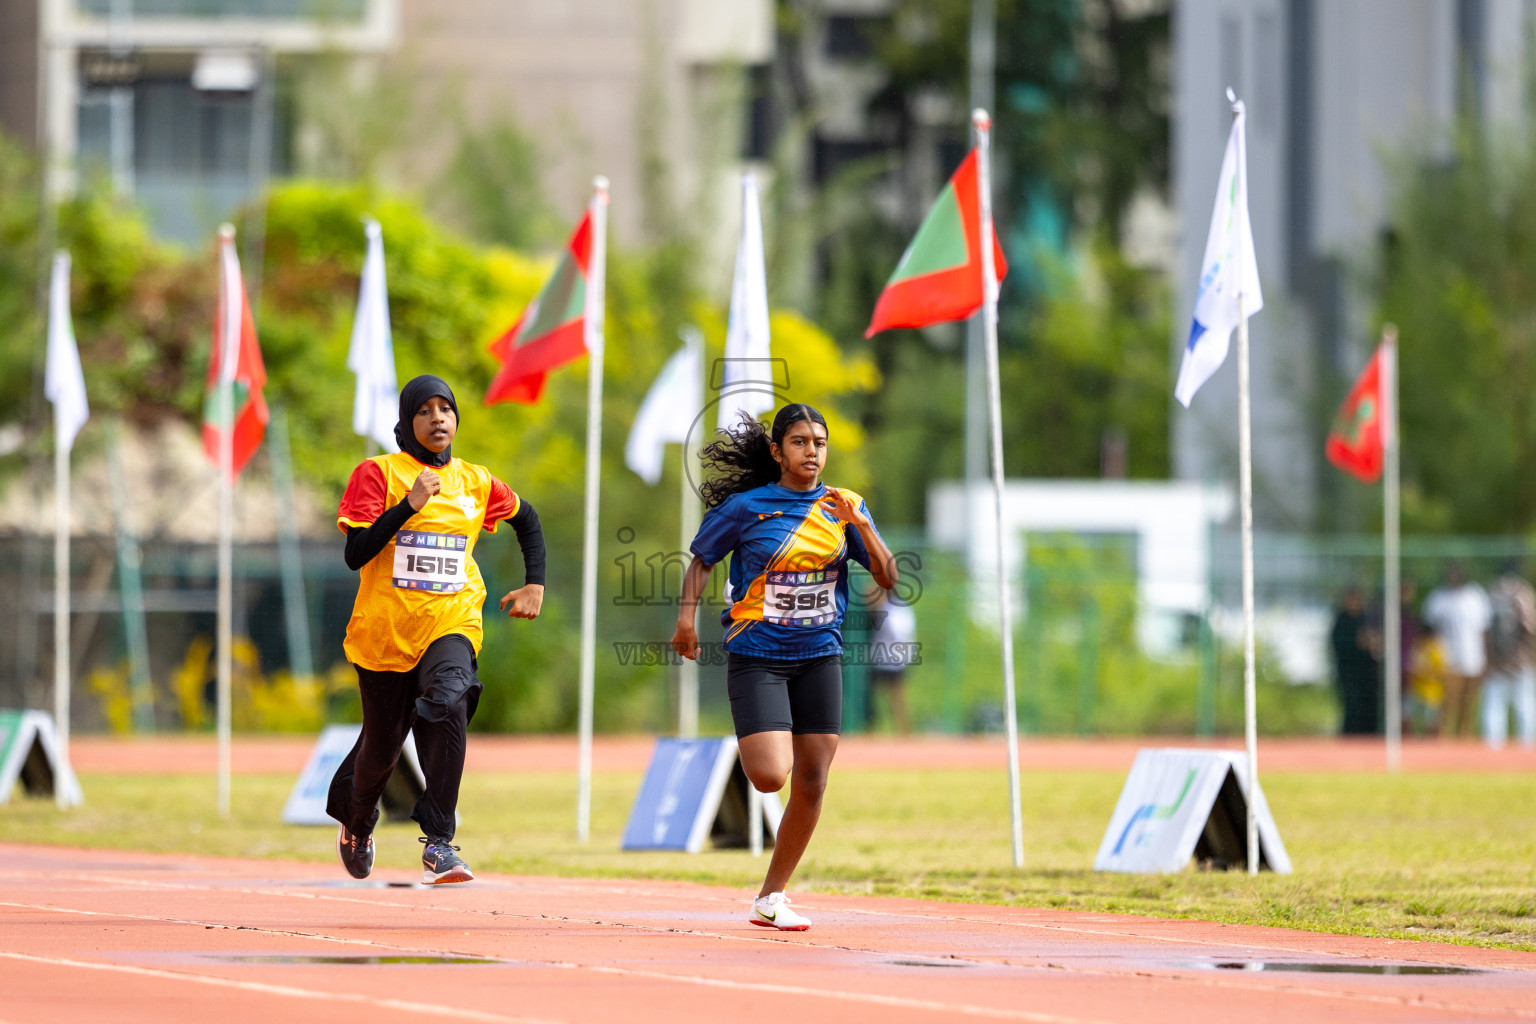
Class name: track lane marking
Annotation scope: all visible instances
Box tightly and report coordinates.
[6,878,1529,1019]
[0,950,570,1024]
[12,865,1535,972]
[6,891,1534,1021]
[20,870,1535,976]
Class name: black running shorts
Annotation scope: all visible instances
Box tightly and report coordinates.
[726,652,842,738]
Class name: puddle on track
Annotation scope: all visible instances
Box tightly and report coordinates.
[211,954,504,966]
[1190,961,1488,976]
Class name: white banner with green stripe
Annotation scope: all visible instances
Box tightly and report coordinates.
[1094,748,1288,873]
[0,709,83,806]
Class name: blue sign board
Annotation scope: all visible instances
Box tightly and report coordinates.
[622,737,742,852]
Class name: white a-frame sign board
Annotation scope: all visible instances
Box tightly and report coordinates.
[1094,748,1290,873]
[0,709,83,806]
[282,724,431,825]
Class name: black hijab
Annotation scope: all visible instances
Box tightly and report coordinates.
[395,374,459,468]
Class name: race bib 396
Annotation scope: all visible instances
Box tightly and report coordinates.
[763,568,839,626]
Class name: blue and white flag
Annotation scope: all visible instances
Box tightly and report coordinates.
[1175,92,1263,408]
[44,251,88,451]
[348,218,399,451]
[718,173,775,431]
[626,330,703,486]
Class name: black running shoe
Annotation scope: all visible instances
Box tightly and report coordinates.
[336,824,374,880]
[420,835,474,885]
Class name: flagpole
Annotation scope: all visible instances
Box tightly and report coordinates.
[1237,288,1259,875]
[576,177,610,842]
[1382,325,1402,772]
[53,367,70,809]
[216,224,238,820]
[678,328,703,739]
[972,109,1024,868]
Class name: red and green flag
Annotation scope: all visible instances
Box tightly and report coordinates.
[1325,344,1387,483]
[202,231,267,478]
[865,148,1008,337]
[486,212,593,405]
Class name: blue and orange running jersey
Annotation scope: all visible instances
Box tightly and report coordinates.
[690,482,881,659]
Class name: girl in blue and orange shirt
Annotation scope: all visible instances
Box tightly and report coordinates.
[672,403,897,930]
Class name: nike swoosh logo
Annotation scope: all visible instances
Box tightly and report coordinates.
[758,907,776,921]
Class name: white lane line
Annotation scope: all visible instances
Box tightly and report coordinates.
[0,897,1099,1022]
[0,899,502,959]
[8,877,1534,1020]
[3,872,1511,976]
[505,879,1535,964]
[574,962,1111,1024]
[0,950,570,1024]
[32,871,1527,978]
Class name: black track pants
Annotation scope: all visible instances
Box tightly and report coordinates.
[326,633,482,841]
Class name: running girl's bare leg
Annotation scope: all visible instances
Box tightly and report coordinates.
[739,730,839,898]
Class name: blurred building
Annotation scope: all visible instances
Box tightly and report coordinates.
[928,479,1235,655]
[0,0,776,248]
[0,0,399,243]
[391,0,774,246]
[1173,0,1531,528]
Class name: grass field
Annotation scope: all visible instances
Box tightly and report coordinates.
[7,765,1536,951]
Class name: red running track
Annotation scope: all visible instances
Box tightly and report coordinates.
[64,734,1536,776]
[2,843,1533,1024]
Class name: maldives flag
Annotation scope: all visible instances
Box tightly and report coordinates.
[202,229,268,478]
[1325,345,1387,483]
[865,148,1008,337]
[486,213,593,404]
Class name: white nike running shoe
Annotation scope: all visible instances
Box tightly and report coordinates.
[749,891,811,931]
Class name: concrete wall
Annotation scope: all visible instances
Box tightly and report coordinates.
[396,0,772,246]
[1173,0,1316,528]
[0,0,40,147]
[1171,0,1527,528]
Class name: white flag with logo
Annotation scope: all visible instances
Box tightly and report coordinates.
[348,218,399,451]
[44,252,89,451]
[1175,94,1263,408]
[626,335,702,486]
[717,174,775,431]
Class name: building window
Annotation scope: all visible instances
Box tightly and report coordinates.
[76,53,287,243]
[743,63,774,161]
[76,0,366,20]
[824,15,884,59]
[813,135,886,185]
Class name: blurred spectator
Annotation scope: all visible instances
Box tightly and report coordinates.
[1370,578,1421,734]
[1396,578,1421,680]
[865,585,915,734]
[1331,586,1381,735]
[1407,621,1448,736]
[1421,562,1491,738]
[1482,560,1536,748]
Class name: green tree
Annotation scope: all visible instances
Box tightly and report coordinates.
[770,0,1174,524]
[0,133,40,444]
[434,117,562,250]
[1377,128,1536,533]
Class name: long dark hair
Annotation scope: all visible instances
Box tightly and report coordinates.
[699,403,828,508]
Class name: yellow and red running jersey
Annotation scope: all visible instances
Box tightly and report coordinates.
[337,451,519,672]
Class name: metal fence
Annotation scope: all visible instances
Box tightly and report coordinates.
[4,526,1531,737]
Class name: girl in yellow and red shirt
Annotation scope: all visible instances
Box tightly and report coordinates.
[328,374,545,884]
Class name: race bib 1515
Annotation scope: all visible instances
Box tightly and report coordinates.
[393,531,469,593]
